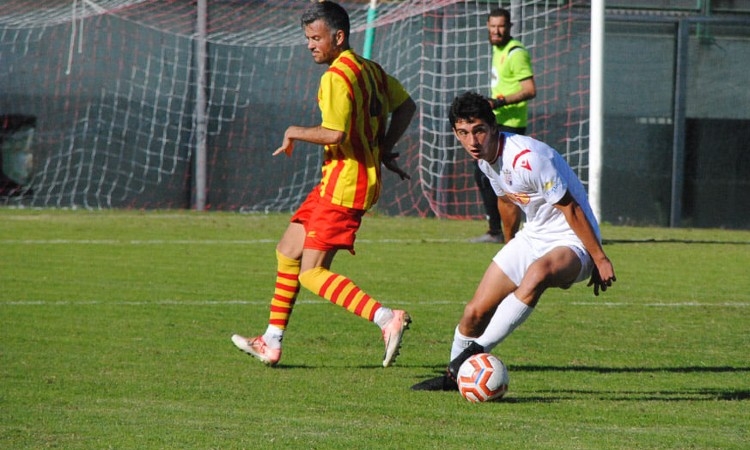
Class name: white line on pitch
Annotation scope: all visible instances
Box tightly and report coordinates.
[570,301,748,307]
[0,238,464,245]
[1,300,747,307]
[0,239,275,245]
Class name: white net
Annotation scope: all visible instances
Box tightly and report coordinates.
[0,0,591,216]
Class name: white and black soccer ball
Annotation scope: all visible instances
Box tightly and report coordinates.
[456,353,509,403]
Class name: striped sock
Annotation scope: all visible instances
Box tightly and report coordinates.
[299,267,381,321]
[268,250,301,331]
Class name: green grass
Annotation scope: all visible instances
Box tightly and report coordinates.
[1,209,749,449]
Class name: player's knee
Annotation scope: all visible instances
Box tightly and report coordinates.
[461,301,493,332]
[298,266,326,292]
[518,262,572,301]
[524,258,560,287]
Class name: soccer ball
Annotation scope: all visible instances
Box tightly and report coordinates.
[456,353,509,403]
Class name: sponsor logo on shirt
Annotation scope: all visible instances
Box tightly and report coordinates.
[544,180,561,195]
[505,191,531,205]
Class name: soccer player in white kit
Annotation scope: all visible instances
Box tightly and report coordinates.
[412,91,616,391]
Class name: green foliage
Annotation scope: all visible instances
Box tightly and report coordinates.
[1,209,749,449]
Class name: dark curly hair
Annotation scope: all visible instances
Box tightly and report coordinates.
[448,92,496,129]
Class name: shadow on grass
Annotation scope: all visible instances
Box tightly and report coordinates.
[511,364,750,374]
[409,364,750,403]
[409,363,750,374]
[603,238,750,245]
[508,364,750,402]
[503,388,750,403]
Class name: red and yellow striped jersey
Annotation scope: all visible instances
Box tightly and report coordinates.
[317,49,410,210]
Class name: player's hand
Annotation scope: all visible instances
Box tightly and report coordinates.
[273,135,294,157]
[587,261,616,296]
[382,152,410,180]
[273,127,294,156]
[486,96,505,109]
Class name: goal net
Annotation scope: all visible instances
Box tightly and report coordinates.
[0,0,591,217]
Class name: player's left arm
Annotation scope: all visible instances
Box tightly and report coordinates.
[554,192,616,295]
[381,96,416,155]
[490,77,535,108]
[502,76,536,106]
[380,75,416,180]
[492,49,537,107]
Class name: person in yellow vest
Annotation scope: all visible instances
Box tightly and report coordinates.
[470,7,537,244]
[231,1,416,368]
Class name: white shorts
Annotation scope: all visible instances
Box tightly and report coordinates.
[492,229,594,288]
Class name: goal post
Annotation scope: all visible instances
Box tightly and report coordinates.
[589,0,604,222]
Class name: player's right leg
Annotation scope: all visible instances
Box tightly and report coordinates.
[231,334,282,366]
[412,241,522,391]
[231,223,305,366]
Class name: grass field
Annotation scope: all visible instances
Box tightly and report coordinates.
[1,209,749,449]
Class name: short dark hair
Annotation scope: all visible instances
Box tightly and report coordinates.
[301,1,350,39]
[488,7,511,23]
[449,92,496,129]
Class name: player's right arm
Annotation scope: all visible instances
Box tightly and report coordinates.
[497,195,521,242]
[275,68,349,157]
[273,125,345,157]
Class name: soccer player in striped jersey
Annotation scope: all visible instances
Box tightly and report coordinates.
[232,1,416,368]
[412,91,615,391]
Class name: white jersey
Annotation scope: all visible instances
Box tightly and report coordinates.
[477,132,601,242]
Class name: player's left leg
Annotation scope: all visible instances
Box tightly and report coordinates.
[298,255,411,367]
[297,203,411,367]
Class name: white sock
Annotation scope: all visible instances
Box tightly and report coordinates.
[373,307,394,329]
[475,293,533,352]
[263,325,284,349]
[450,326,476,360]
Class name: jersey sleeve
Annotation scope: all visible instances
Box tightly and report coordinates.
[386,74,410,113]
[531,153,567,205]
[488,176,505,197]
[508,48,534,82]
[318,71,351,132]
[478,159,506,197]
